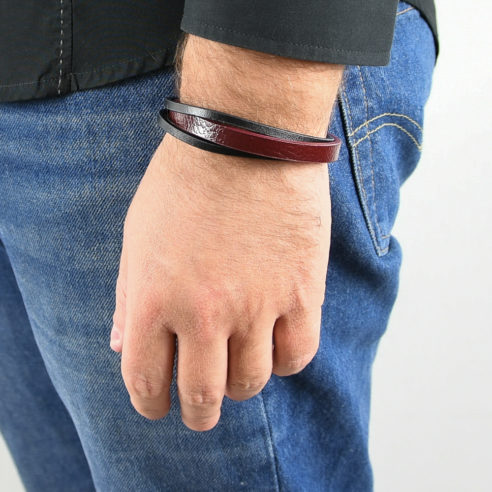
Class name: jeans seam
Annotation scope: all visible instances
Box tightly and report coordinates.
[341,88,369,212]
[357,67,387,246]
[340,86,388,256]
[258,390,281,492]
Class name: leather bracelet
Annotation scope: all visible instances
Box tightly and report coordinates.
[157,107,275,160]
[164,97,336,144]
[157,97,341,163]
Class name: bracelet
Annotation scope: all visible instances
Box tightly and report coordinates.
[164,97,336,143]
[158,106,272,160]
[157,97,341,163]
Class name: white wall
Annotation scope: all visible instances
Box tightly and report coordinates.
[1,1,491,490]
[370,1,492,490]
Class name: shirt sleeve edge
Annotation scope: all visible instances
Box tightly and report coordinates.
[180,21,392,67]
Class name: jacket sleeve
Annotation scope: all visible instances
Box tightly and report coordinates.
[180,0,399,66]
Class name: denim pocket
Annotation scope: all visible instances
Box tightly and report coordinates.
[337,1,436,256]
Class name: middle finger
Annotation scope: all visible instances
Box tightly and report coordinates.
[176,325,228,432]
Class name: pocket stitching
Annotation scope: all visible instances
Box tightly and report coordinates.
[338,3,432,257]
[340,86,389,256]
[352,122,422,151]
[357,67,388,250]
[348,112,423,137]
[341,88,424,252]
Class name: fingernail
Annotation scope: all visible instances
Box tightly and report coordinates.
[110,326,121,350]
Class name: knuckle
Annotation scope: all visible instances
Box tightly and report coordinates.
[125,368,168,400]
[228,376,267,395]
[179,386,222,409]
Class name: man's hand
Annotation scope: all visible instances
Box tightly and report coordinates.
[111,34,344,431]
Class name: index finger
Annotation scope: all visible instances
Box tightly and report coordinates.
[121,301,176,420]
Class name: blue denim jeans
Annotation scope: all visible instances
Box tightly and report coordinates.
[0,3,436,491]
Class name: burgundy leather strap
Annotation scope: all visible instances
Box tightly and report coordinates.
[166,109,341,163]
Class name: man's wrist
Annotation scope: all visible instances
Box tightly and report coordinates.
[175,33,344,139]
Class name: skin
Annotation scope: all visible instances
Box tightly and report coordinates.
[111,33,344,432]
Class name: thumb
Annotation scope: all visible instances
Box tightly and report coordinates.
[111,239,128,353]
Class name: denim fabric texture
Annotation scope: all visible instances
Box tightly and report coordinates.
[0,3,435,491]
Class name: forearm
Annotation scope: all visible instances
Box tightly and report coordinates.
[175,33,345,140]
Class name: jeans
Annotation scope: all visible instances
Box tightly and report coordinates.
[0,3,436,491]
